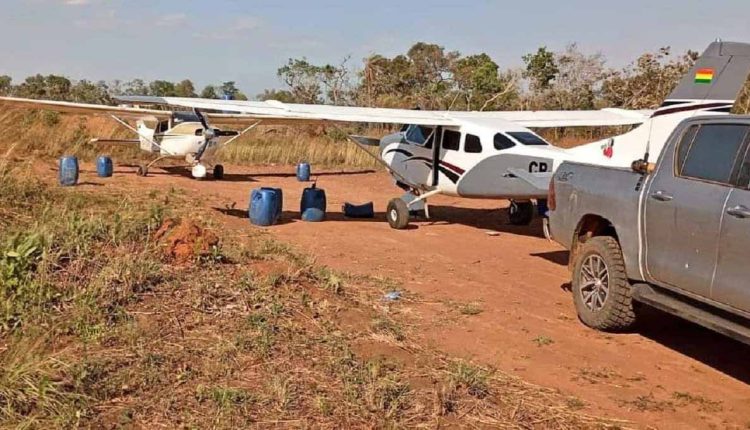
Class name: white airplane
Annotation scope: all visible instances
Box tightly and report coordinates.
[2,41,748,230]
[0,96,261,179]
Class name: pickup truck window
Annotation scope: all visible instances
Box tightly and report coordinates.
[676,124,750,185]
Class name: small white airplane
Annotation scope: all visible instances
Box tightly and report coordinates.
[0,96,262,179]
[2,41,748,230]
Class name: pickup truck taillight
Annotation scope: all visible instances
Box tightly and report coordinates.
[548,178,556,211]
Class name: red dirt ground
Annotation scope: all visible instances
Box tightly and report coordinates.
[43,162,750,429]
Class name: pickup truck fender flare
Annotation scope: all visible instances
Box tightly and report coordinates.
[570,214,618,270]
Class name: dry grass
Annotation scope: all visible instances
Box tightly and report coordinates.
[0,164,631,428]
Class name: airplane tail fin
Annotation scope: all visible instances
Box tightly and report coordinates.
[653,41,750,117]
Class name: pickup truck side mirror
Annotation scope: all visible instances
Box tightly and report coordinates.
[631,159,656,175]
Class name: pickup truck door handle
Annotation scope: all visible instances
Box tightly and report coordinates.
[727,205,750,219]
[650,190,673,202]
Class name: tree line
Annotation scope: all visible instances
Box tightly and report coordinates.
[1,42,748,113]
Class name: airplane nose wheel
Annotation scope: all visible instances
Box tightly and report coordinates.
[136,164,148,177]
[212,164,224,180]
[387,198,410,230]
[508,200,534,226]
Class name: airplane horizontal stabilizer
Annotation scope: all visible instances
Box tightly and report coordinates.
[348,135,381,146]
[506,168,554,193]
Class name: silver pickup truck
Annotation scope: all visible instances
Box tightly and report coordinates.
[548,115,750,344]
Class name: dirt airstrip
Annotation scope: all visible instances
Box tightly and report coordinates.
[38,161,750,429]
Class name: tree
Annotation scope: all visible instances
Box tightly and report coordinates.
[601,47,697,109]
[0,75,11,96]
[451,53,518,111]
[277,58,323,104]
[523,47,559,91]
[220,81,241,99]
[200,85,218,99]
[318,57,352,105]
[174,79,197,97]
[149,80,177,97]
[548,44,608,110]
[122,79,150,96]
[15,74,72,100]
[70,80,111,104]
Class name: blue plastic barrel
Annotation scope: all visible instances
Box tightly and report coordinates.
[96,155,113,178]
[261,187,283,221]
[296,162,311,182]
[343,202,375,218]
[59,156,79,186]
[249,188,282,226]
[301,186,326,222]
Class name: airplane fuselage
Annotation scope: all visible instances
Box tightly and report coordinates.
[379,122,571,200]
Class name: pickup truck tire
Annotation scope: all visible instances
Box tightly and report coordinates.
[572,236,636,332]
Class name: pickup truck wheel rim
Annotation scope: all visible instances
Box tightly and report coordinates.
[580,255,609,311]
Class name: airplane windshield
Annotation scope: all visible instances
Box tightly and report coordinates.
[508,132,548,146]
[404,125,434,148]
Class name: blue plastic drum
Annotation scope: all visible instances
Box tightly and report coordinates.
[249,188,282,226]
[59,156,79,186]
[296,162,311,182]
[300,186,326,222]
[261,187,283,221]
[96,155,113,178]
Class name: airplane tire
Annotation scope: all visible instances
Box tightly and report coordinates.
[136,164,148,177]
[213,164,224,180]
[386,198,410,230]
[508,201,534,225]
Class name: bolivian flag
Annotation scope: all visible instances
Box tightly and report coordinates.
[695,68,714,84]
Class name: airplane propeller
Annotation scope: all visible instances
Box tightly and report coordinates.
[193,108,239,161]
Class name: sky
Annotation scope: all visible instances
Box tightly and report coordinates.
[1,0,749,97]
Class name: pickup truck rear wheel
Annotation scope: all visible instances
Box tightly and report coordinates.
[572,236,636,332]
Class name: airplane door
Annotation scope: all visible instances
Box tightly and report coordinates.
[136,120,158,153]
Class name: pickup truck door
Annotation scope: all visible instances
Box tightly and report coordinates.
[713,139,750,313]
[645,124,750,298]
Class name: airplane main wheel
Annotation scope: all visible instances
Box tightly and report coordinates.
[136,164,148,177]
[508,201,534,226]
[213,164,224,180]
[387,198,410,230]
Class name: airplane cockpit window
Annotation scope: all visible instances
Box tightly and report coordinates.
[508,132,549,146]
[173,112,201,125]
[494,133,516,150]
[442,129,461,151]
[464,134,482,153]
[404,124,434,148]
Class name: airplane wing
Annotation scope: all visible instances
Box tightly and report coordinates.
[0,96,173,120]
[115,96,651,128]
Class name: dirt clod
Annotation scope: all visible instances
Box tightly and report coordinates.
[155,218,219,263]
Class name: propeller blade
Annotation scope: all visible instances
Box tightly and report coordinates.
[216,130,240,137]
[193,108,210,129]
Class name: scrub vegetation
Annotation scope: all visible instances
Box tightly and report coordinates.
[0,165,629,428]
